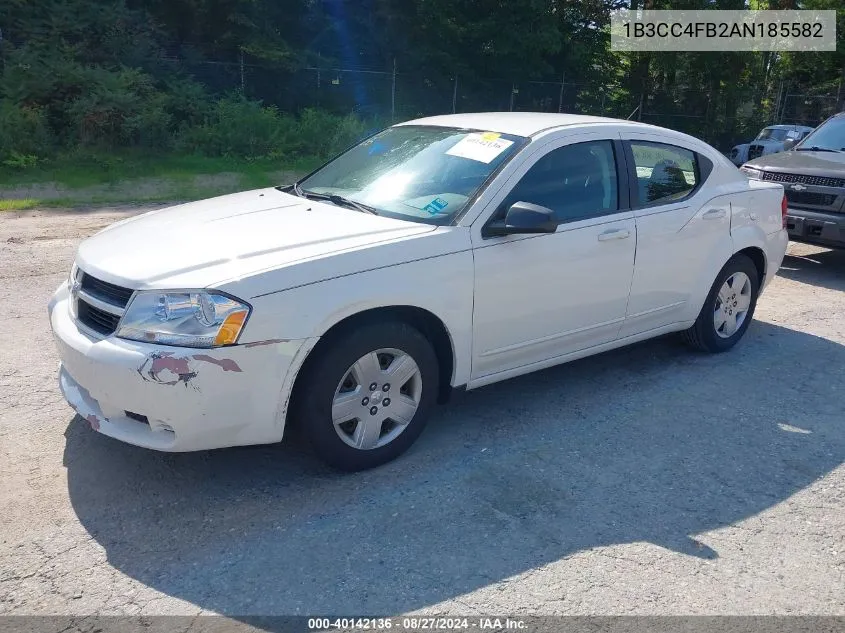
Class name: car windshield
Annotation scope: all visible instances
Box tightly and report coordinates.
[755,128,788,142]
[296,125,525,224]
[795,117,845,152]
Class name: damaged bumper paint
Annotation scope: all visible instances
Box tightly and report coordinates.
[49,284,313,451]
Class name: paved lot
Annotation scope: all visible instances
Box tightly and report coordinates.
[1,207,844,616]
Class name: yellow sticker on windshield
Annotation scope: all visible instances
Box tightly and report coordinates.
[446,133,513,163]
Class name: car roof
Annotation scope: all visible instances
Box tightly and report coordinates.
[395,112,659,138]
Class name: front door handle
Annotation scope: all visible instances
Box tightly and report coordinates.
[598,228,631,242]
[702,208,726,220]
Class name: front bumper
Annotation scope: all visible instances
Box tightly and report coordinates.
[786,208,845,249]
[49,284,313,451]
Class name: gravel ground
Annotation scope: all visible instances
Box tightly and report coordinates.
[1,207,844,617]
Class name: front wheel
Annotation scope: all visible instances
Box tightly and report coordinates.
[293,321,439,471]
[682,254,760,353]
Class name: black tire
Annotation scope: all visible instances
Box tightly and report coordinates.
[293,320,439,471]
[682,253,760,353]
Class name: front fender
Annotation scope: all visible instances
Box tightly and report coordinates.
[247,249,475,389]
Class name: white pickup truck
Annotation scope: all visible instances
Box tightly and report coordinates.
[729,124,815,166]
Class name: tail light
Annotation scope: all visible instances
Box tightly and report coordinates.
[781,193,788,229]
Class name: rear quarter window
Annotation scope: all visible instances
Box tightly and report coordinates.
[629,141,712,207]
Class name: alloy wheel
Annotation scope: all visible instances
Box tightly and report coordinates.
[331,348,422,450]
[713,271,752,339]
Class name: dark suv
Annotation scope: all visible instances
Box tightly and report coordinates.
[741,112,845,249]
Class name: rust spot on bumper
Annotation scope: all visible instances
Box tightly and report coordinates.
[138,352,198,386]
[191,355,242,372]
[137,351,242,387]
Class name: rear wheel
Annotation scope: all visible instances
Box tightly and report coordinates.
[682,254,760,353]
[293,321,439,471]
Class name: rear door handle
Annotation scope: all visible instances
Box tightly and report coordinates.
[597,229,631,241]
[702,208,726,220]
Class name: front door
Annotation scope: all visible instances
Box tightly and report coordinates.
[470,135,636,381]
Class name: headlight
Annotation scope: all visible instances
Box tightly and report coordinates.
[740,165,762,180]
[116,290,251,348]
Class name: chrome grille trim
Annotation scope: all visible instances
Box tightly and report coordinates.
[76,289,125,316]
[73,270,134,337]
[761,171,845,188]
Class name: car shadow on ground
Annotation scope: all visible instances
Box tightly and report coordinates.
[779,246,845,292]
[64,321,845,616]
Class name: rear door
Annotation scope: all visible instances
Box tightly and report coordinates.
[618,134,733,338]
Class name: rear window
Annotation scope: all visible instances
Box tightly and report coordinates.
[630,141,699,206]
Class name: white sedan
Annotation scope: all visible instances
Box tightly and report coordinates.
[48,113,789,471]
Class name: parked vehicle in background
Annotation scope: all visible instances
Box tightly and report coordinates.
[742,112,845,250]
[48,112,789,471]
[729,124,815,166]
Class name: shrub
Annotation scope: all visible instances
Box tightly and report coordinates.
[0,100,52,165]
[180,98,368,160]
[281,108,367,158]
[179,96,290,159]
[66,67,156,148]
[63,69,211,151]
[161,78,212,131]
[125,93,175,150]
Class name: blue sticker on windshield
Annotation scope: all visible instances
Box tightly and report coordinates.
[423,197,449,214]
[368,140,389,155]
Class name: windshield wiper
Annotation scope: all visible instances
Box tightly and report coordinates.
[326,194,379,215]
[291,185,379,215]
[796,146,841,153]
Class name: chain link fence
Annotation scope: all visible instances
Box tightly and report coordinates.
[778,94,840,127]
[168,54,841,152]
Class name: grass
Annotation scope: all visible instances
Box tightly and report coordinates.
[0,151,319,188]
[0,151,320,209]
[0,198,41,211]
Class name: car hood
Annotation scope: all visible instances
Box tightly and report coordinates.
[75,188,438,290]
[744,150,845,178]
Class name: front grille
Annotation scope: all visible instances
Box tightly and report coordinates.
[80,273,133,307]
[77,299,122,335]
[748,144,764,160]
[762,171,845,188]
[74,271,133,336]
[785,190,839,207]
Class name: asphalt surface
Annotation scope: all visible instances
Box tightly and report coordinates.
[1,207,844,616]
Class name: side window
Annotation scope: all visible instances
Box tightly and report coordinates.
[630,141,699,206]
[503,140,618,223]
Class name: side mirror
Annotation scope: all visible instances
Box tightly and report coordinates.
[783,138,797,151]
[485,201,558,237]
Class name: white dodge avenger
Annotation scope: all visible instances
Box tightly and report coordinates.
[49,113,789,470]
